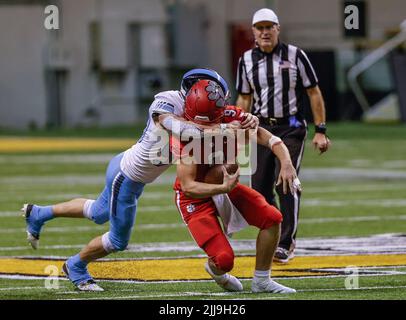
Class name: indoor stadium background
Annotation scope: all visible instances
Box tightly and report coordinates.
[0,0,405,300]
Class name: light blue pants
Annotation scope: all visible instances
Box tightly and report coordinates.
[89,153,145,251]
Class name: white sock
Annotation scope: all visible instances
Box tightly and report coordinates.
[254,270,270,282]
[83,199,95,220]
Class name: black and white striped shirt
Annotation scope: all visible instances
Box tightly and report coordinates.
[236,42,318,119]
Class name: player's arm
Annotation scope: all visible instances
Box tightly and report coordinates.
[224,104,258,130]
[154,113,243,138]
[236,94,253,113]
[177,159,239,199]
[154,113,202,137]
[255,127,301,195]
[306,86,331,154]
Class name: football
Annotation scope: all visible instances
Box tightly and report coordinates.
[203,163,239,184]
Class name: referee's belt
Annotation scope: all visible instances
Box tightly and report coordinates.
[258,116,291,126]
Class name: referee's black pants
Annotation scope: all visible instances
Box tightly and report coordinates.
[252,123,307,251]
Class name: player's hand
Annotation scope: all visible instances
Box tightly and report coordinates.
[222,165,240,193]
[312,133,331,154]
[276,163,302,195]
[241,113,259,130]
[226,120,243,131]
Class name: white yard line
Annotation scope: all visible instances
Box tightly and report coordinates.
[0,205,177,217]
[302,199,406,207]
[3,233,406,256]
[304,184,405,193]
[61,291,248,300]
[0,286,68,291]
[300,215,406,224]
[0,194,99,202]
[1,168,406,188]
[2,215,406,234]
[0,222,184,234]
[298,285,406,293]
[57,285,406,299]
[1,271,406,285]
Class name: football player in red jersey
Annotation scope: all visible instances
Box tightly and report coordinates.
[171,79,299,293]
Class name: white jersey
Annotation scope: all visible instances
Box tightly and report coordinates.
[120,90,184,183]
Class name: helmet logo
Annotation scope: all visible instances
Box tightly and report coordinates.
[206,81,226,108]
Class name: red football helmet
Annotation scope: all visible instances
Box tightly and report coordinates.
[184,79,226,124]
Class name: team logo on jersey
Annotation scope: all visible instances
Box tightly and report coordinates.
[224,109,237,117]
[186,204,196,213]
[206,81,226,107]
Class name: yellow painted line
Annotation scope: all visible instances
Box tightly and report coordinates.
[1,254,406,281]
[0,137,134,152]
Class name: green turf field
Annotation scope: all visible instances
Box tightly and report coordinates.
[0,122,406,300]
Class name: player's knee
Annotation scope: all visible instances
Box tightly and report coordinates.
[261,207,283,229]
[273,209,283,224]
[92,212,109,225]
[102,232,129,252]
[86,200,109,225]
[213,251,234,272]
[111,238,129,251]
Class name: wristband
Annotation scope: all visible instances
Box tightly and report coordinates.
[268,135,282,150]
[315,123,327,134]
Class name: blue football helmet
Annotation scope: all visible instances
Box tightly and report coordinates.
[180,68,230,102]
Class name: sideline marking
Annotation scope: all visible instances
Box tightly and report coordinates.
[1,254,406,281]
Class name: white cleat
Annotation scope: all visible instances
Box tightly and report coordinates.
[26,230,39,250]
[22,204,39,250]
[252,279,296,294]
[62,263,104,292]
[204,262,243,292]
[76,280,104,292]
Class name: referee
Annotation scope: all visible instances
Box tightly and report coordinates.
[235,8,331,263]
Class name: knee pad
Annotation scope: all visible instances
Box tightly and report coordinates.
[212,251,234,272]
[101,232,128,253]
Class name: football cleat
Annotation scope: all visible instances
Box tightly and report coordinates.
[252,279,296,294]
[62,262,104,292]
[76,280,104,292]
[22,203,42,250]
[273,247,295,264]
[204,262,243,292]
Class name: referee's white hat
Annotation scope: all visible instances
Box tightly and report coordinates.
[252,8,279,25]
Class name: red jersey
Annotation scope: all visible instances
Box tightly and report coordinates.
[173,105,245,191]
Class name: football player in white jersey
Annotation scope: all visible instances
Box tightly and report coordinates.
[22,68,259,291]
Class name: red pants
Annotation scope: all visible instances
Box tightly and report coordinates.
[174,183,282,272]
